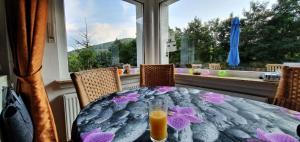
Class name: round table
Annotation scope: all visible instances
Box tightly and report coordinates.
[72,87,300,142]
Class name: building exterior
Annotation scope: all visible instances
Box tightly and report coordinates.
[180,35,195,64]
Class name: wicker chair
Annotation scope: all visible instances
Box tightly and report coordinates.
[140,64,175,87]
[266,64,283,72]
[209,63,221,70]
[273,66,300,111]
[71,67,122,108]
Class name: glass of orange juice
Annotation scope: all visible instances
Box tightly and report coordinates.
[149,100,168,142]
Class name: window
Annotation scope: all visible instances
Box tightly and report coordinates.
[160,0,300,70]
[65,0,143,72]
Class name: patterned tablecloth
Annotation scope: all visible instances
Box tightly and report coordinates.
[72,87,300,142]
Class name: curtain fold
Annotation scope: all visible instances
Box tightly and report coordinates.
[5,0,59,141]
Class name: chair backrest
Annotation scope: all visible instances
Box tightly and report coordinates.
[209,63,221,70]
[70,67,122,108]
[140,64,175,87]
[266,64,283,72]
[273,66,300,111]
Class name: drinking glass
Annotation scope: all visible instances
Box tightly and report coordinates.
[149,100,168,142]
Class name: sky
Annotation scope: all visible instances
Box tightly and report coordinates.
[64,0,277,51]
[169,0,277,29]
[64,0,136,51]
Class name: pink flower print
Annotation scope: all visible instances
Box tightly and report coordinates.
[253,128,299,142]
[112,93,140,105]
[155,86,175,94]
[81,129,115,142]
[168,106,203,131]
[200,92,226,104]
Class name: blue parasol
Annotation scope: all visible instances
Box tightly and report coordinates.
[227,17,240,67]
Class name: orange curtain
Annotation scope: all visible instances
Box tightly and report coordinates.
[5,0,58,141]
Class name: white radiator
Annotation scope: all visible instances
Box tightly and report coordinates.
[63,93,81,141]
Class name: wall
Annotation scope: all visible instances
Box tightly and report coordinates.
[42,0,71,141]
[43,0,69,85]
[160,2,169,64]
[46,83,75,141]
[142,0,161,64]
[135,2,144,66]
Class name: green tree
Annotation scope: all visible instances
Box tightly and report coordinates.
[239,2,275,66]
[68,19,96,71]
[119,40,137,66]
[184,18,216,63]
[239,0,300,67]
[68,53,81,72]
[169,28,182,65]
[208,16,232,64]
[96,51,112,67]
[78,49,97,69]
[110,39,121,65]
[265,0,300,62]
[169,0,300,68]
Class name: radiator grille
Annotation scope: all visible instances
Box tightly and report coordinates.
[63,93,80,141]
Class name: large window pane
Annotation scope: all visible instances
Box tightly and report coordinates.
[160,0,300,70]
[65,0,143,72]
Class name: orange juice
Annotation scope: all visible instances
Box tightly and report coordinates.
[149,110,167,141]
